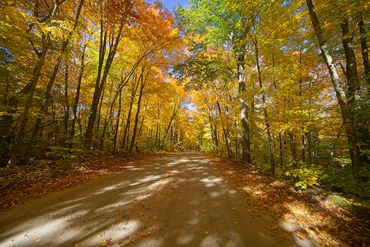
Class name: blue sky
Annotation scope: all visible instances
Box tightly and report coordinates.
[162,0,188,10]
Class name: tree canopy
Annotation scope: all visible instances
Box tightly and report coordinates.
[0,0,369,196]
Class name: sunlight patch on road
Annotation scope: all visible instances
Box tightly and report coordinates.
[187,217,200,225]
[186,166,205,171]
[279,219,299,232]
[189,200,199,205]
[129,175,162,186]
[94,182,130,195]
[166,169,182,176]
[281,202,338,246]
[279,217,319,247]
[97,178,172,212]
[201,234,221,247]
[95,200,134,212]
[43,203,84,216]
[200,177,223,187]
[165,159,190,167]
[79,220,140,246]
[1,208,87,240]
[136,237,163,247]
[0,218,65,246]
[193,159,210,164]
[147,178,172,191]
[187,210,201,225]
[1,205,142,246]
[54,197,88,207]
[177,234,194,245]
[129,167,145,171]
[293,234,319,247]
[210,191,223,198]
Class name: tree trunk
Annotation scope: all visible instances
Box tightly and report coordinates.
[138,112,146,146]
[289,133,297,160]
[2,0,67,163]
[306,0,362,179]
[85,26,107,147]
[234,120,239,159]
[209,114,218,152]
[154,99,160,149]
[252,34,275,172]
[216,100,232,159]
[279,132,284,169]
[0,96,18,165]
[162,100,181,148]
[129,70,146,154]
[30,0,85,148]
[85,20,124,147]
[96,82,107,146]
[113,90,122,153]
[14,40,49,156]
[70,43,88,144]
[63,62,70,146]
[236,49,251,163]
[122,77,140,150]
[358,19,369,86]
[99,79,116,149]
[341,18,370,167]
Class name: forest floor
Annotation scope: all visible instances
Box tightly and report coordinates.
[0,152,369,246]
[0,152,156,210]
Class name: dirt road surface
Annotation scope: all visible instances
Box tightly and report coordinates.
[0,152,316,246]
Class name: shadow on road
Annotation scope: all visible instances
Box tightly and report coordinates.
[0,152,314,246]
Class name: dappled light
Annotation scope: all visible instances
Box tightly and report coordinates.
[1,152,369,246]
[200,177,223,187]
[214,158,370,246]
[0,153,305,246]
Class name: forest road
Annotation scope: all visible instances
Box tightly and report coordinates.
[0,152,314,247]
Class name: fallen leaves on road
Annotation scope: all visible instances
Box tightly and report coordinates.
[0,153,158,211]
[208,154,370,247]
